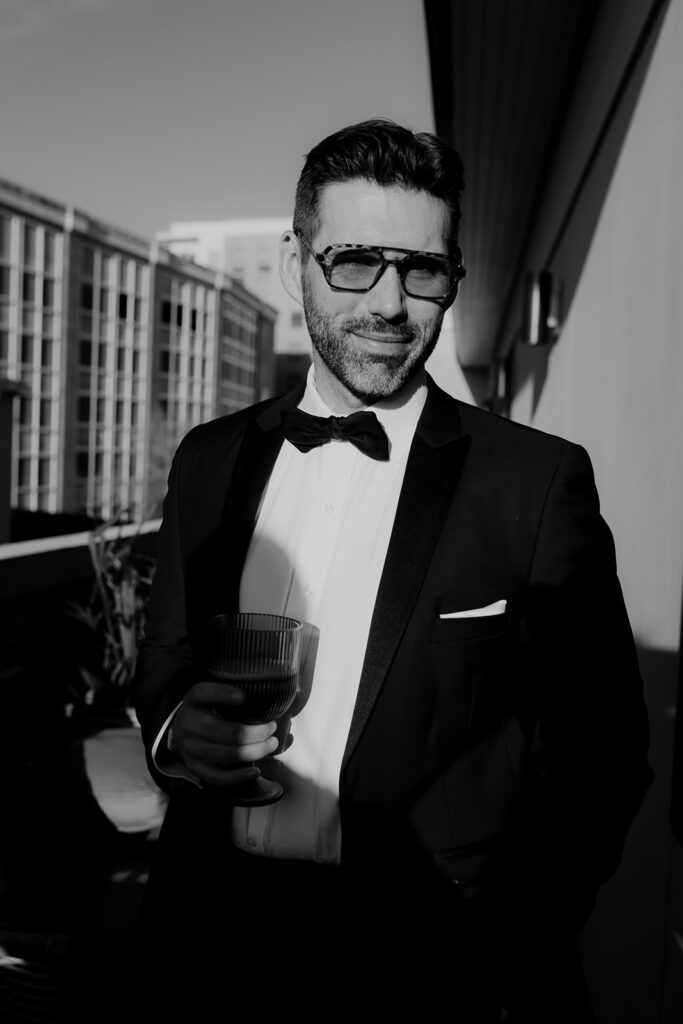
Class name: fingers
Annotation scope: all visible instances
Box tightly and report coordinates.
[187,680,248,710]
[169,682,280,787]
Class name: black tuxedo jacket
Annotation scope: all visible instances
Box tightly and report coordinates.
[135,374,651,1009]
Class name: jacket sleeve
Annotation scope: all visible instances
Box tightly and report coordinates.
[495,441,653,927]
[134,437,200,790]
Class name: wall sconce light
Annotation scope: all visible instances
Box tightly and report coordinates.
[521,271,563,346]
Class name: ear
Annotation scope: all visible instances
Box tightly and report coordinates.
[279,230,304,306]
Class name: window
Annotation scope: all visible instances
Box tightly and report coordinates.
[118,293,128,319]
[160,349,170,374]
[80,282,94,310]
[161,299,172,324]
[39,400,51,427]
[291,311,303,328]
[0,215,10,260]
[22,273,35,303]
[82,246,94,277]
[117,347,126,372]
[44,232,55,274]
[79,340,92,366]
[0,329,8,363]
[0,266,10,297]
[23,224,36,268]
[42,278,55,308]
[41,337,53,368]
[77,396,90,422]
[76,452,89,478]
[20,335,33,364]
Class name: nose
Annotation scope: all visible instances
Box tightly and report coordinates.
[366,264,407,322]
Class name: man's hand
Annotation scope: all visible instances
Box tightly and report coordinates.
[168,681,279,788]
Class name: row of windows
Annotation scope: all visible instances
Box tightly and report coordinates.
[78,339,144,375]
[4,272,59,307]
[17,427,53,455]
[17,456,52,488]
[14,334,58,368]
[221,294,259,325]
[219,360,256,389]
[81,246,145,294]
[221,316,257,348]
[14,489,55,513]
[0,216,57,273]
[80,283,144,321]
[0,306,58,338]
[18,398,54,428]
[159,299,212,334]
[76,395,142,426]
[75,450,141,480]
[159,349,208,377]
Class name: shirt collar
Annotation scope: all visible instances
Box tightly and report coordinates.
[298,364,427,462]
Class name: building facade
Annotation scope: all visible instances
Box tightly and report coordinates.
[156,217,312,393]
[0,179,276,527]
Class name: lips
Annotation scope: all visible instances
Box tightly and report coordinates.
[352,330,412,343]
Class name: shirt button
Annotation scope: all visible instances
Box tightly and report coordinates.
[247,836,257,848]
[304,585,313,595]
[324,502,335,514]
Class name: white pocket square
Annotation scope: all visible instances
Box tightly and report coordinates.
[439,599,507,619]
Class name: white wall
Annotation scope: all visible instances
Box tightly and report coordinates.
[510,2,683,1019]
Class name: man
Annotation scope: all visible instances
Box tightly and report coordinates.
[131,120,651,1022]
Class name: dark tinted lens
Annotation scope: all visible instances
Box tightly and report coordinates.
[328,249,382,289]
[403,255,453,297]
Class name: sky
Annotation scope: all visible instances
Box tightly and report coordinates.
[0,0,435,239]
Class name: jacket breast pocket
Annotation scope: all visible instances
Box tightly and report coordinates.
[428,609,516,737]
[430,610,510,644]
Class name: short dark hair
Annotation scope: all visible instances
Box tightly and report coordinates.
[293,118,465,255]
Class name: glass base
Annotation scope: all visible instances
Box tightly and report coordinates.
[229,774,284,807]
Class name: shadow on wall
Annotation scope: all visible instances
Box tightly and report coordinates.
[580,640,681,1024]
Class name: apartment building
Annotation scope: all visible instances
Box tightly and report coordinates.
[156,217,311,393]
[0,179,276,527]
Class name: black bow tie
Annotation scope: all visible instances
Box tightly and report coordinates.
[280,407,390,461]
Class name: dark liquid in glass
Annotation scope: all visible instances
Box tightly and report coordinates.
[209,664,298,721]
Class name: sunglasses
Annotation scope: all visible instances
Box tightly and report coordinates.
[296,232,466,305]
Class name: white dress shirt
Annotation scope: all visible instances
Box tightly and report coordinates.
[154,366,426,865]
[232,367,426,863]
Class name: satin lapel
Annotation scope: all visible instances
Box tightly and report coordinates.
[203,381,306,617]
[342,380,471,766]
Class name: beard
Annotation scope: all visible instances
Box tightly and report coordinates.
[301,278,444,404]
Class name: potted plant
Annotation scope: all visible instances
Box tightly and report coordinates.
[66,516,156,726]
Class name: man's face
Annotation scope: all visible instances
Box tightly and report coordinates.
[296,180,454,407]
